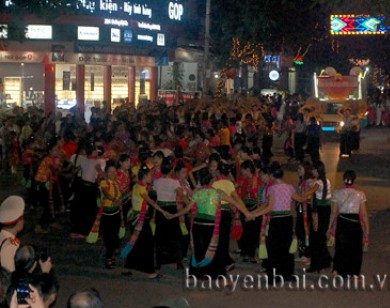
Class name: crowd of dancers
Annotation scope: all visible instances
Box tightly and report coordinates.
[0,95,369,285]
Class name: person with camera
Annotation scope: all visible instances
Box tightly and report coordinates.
[8,244,56,308]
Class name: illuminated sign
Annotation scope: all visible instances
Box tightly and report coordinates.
[111,28,120,42]
[26,25,52,39]
[76,1,153,18]
[157,33,165,46]
[138,22,161,31]
[123,29,133,43]
[78,26,100,41]
[168,1,184,21]
[0,24,7,39]
[264,55,280,68]
[104,18,128,27]
[294,57,304,65]
[75,1,183,23]
[137,34,153,43]
[331,14,387,35]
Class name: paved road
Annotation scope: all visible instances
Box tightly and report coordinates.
[1,127,390,308]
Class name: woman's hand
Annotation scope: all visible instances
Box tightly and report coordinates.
[10,285,45,308]
[39,256,53,273]
[162,211,175,220]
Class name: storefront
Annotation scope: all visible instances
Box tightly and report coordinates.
[0,0,186,115]
[0,47,156,112]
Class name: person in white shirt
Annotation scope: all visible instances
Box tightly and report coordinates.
[302,160,332,273]
[71,145,105,238]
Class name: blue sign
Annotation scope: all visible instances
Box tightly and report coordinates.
[123,29,133,43]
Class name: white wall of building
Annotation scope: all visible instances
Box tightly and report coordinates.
[158,62,199,91]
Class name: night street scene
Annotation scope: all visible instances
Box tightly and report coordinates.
[0,0,390,307]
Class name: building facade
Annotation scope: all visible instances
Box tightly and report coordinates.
[0,0,187,115]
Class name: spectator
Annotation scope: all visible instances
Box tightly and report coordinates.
[0,196,25,272]
[67,288,103,308]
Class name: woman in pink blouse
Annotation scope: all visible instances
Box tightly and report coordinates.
[252,161,303,284]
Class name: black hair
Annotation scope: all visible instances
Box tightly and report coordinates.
[208,153,221,164]
[218,163,231,176]
[119,153,130,163]
[47,137,59,152]
[138,164,150,181]
[241,160,255,174]
[218,145,231,160]
[240,146,253,156]
[313,160,328,200]
[104,160,118,172]
[138,146,151,163]
[153,150,164,160]
[161,157,173,175]
[173,145,184,159]
[300,161,314,182]
[343,170,356,186]
[174,159,186,173]
[14,245,38,274]
[270,161,284,179]
[198,168,213,186]
[31,273,59,303]
[260,166,271,175]
[252,146,261,156]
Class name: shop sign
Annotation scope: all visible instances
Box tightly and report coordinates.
[168,1,184,21]
[264,55,280,68]
[157,33,165,46]
[69,53,155,66]
[138,22,161,31]
[0,51,49,63]
[104,18,129,27]
[0,24,8,39]
[123,29,133,43]
[78,26,100,41]
[111,28,121,42]
[137,34,153,43]
[26,25,52,39]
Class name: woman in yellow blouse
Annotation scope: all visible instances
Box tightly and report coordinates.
[99,160,122,269]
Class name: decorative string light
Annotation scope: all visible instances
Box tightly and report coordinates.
[349,58,371,66]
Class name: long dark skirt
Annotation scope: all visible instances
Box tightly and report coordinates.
[155,205,182,267]
[308,136,320,162]
[100,211,121,259]
[262,135,273,165]
[181,215,190,259]
[190,219,226,279]
[266,216,294,281]
[333,214,363,277]
[125,217,155,274]
[309,206,332,270]
[294,132,306,162]
[295,202,311,258]
[340,132,352,155]
[239,213,261,259]
[219,210,234,267]
[75,181,99,235]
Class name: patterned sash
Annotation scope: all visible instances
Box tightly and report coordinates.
[120,200,148,258]
[191,189,222,268]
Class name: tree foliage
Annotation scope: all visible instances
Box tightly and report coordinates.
[210,0,329,65]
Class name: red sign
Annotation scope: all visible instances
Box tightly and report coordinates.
[317,76,358,100]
